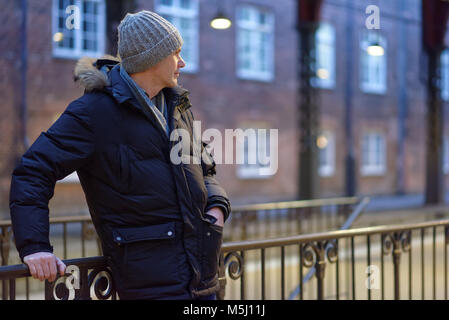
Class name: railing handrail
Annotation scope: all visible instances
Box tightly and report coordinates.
[2,217,448,278]
[230,196,360,212]
[0,215,92,227]
[0,256,106,280]
[0,197,361,228]
[221,217,449,252]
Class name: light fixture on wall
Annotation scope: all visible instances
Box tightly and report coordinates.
[367,42,384,56]
[210,12,232,29]
[210,0,231,30]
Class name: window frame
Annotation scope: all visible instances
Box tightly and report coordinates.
[155,0,199,73]
[52,0,106,60]
[441,49,449,101]
[360,132,387,176]
[236,126,276,180]
[236,5,275,82]
[318,130,336,177]
[312,23,336,90]
[359,31,387,95]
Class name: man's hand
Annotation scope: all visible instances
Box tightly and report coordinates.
[205,207,224,228]
[23,252,66,282]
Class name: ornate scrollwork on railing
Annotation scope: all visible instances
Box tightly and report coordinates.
[88,267,116,300]
[300,240,338,300]
[223,251,244,280]
[325,240,339,264]
[301,240,338,270]
[382,231,411,256]
[45,264,115,300]
[382,230,412,300]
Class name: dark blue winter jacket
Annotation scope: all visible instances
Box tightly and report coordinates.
[9,58,231,299]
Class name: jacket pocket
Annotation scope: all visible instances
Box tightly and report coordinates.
[201,221,223,283]
[112,222,183,289]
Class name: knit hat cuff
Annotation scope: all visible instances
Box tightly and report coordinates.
[121,29,184,74]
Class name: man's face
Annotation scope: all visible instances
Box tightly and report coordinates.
[152,48,186,88]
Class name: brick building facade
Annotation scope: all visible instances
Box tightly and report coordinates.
[1,0,449,218]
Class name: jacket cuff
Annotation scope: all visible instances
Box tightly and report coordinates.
[19,243,54,263]
[205,197,231,222]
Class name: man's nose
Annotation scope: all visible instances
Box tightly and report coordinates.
[178,57,186,69]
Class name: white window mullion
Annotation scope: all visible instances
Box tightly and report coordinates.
[155,0,199,73]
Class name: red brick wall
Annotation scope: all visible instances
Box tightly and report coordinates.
[0,0,446,218]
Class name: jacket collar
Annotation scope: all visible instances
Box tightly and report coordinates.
[106,65,192,113]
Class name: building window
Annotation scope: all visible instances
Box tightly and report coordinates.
[155,0,199,73]
[318,131,335,177]
[360,32,387,94]
[444,135,449,174]
[361,132,386,176]
[236,127,276,179]
[236,5,274,82]
[52,0,106,59]
[312,23,336,89]
[441,50,449,101]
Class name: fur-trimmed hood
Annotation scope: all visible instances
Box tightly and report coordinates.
[73,55,191,111]
[74,55,120,92]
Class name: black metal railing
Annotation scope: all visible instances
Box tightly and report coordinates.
[0,197,367,299]
[225,197,363,241]
[1,217,448,300]
[217,219,449,300]
[0,256,115,300]
[0,197,365,268]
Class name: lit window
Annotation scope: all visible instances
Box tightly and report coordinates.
[361,132,386,176]
[318,131,335,177]
[236,5,274,82]
[312,23,336,89]
[156,0,199,73]
[360,32,387,94]
[52,0,105,59]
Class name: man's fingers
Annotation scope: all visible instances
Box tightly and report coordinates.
[35,264,45,281]
[56,257,66,276]
[40,259,51,281]
[23,252,66,282]
[27,262,38,280]
[47,258,58,282]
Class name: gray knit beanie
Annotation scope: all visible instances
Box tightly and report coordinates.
[118,10,183,74]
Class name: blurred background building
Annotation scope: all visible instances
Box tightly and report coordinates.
[1,0,449,219]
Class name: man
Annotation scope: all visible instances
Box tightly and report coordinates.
[9,10,231,300]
